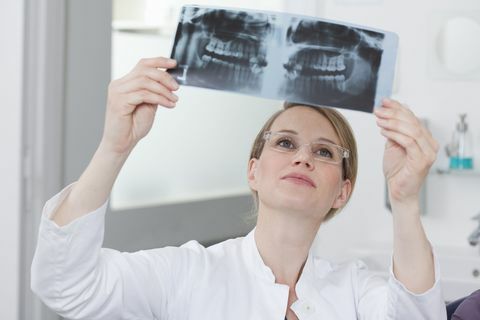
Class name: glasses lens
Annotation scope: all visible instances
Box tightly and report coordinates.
[268,133,297,151]
[265,132,347,164]
[310,143,342,163]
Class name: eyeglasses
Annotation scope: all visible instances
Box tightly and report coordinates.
[263,131,350,164]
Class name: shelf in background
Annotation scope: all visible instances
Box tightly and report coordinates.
[434,168,480,175]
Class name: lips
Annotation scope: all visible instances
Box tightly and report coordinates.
[281,173,316,188]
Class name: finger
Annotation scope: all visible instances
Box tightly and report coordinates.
[380,98,410,112]
[120,66,179,91]
[143,68,179,91]
[380,128,437,168]
[116,57,178,84]
[124,91,176,108]
[376,117,437,158]
[380,128,423,161]
[121,67,179,91]
[119,76,179,103]
[136,57,177,69]
[420,125,439,153]
[374,99,415,122]
[375,100,439,153]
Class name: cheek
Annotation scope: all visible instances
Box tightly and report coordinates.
[326,167,343,183]
[327,173,345,197]
[316,167,344,196]
[260,153,293,177]
[254,156,284,191]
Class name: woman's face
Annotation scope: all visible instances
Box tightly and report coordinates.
[248,106,351,221]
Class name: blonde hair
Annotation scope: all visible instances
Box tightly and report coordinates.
[248,102,358,221]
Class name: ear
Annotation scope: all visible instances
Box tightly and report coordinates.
[247,158,258,191]
[332,179,352,209]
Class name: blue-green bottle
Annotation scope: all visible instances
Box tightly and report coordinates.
[447,114,474,170]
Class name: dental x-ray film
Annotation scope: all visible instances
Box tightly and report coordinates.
[168,5,398,113]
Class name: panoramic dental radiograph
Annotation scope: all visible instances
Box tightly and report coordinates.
[281,19,385,111]
[169,6,396,112]
[170,7,272,92]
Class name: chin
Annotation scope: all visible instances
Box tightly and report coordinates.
[266,191,323,216]
[257,184,331,218]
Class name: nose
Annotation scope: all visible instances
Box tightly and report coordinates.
[291,144,315,169]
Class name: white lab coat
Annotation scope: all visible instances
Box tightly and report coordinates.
[31,184,447,320]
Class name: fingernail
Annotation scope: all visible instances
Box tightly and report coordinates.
[171,81,179,90]
[171,93,179,101]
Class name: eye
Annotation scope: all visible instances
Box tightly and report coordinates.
[313,144,334,159]
[275,136,296,150]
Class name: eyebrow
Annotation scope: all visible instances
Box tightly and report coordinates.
[276,129,339,145]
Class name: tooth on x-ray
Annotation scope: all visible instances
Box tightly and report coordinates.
[169,5,398,113]
[169,7,271,91]
[281,19,385,108]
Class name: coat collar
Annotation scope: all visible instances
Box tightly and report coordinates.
[241,228,333,285]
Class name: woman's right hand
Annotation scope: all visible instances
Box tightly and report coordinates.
[101,57,179,155]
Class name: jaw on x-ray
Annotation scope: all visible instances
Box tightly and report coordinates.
[169,6,398,113]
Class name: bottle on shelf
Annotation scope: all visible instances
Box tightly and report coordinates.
[445,113,474,170]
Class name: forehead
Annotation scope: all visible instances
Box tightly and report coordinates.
[270,106,340,143]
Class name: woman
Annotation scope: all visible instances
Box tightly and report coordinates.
[31,57,446,319]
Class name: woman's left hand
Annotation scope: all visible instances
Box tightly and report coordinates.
[374,99,439,205]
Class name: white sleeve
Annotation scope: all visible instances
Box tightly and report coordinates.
[30,184,174,320]
[356,253,447,320]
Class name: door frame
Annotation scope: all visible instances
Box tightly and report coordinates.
[21,0,66,319]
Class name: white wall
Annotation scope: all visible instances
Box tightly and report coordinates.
[0,1,23,319]
[110,0,480,257]
[313,0,480,259]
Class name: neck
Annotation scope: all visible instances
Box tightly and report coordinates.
[254,205,322,287]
